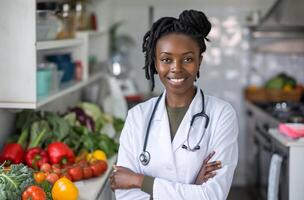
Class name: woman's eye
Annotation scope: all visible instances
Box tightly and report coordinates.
[161,58,171,63]
[184,58,193,63]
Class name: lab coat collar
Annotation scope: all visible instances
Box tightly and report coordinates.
[153,86,205,152]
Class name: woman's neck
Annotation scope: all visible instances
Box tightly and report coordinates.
[166,87,196,108]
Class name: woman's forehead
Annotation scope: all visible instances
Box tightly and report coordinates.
[156,33,200,54]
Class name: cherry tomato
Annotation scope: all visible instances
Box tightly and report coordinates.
[68,166,83,181]
[22,185,46,200]
[82,166,93,179]
[34,172,46,184]
[90,162,102,177]
[98,160,108,174]
[46,173,59,184]
[40,163,51,173]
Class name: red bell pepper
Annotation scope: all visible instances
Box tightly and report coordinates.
[25,147,49,169]
[0,128,29,165]
[0,143,24,164]
[47,142,75,165]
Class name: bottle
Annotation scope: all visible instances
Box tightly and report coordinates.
[74,60,83,81]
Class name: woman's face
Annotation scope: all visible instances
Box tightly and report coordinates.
[155,33,202,96]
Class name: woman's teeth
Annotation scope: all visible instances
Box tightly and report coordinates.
[170,78,185,83]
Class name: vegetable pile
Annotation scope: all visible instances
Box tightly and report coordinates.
[0,102,124,199]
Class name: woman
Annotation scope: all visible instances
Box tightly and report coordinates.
[110,9,238,200]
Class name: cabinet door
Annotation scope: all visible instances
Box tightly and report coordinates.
[0,0,36,108]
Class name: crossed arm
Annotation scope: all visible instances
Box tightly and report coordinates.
[110,151,221,190]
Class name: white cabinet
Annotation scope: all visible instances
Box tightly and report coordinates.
[0,0,108,109]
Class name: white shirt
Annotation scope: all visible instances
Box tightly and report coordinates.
[115,87,238,200]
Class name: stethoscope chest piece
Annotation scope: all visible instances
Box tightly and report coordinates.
[139,151,150,166]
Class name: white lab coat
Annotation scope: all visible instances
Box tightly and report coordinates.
[115,87,238,200]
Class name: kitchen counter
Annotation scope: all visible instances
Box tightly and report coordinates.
[75,154,117,200]
[269,128,304,147]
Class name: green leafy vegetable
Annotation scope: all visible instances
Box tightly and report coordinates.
[0,164,35,200]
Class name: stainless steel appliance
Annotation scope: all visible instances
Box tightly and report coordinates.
[245,101,304,200]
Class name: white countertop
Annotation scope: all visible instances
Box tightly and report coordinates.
[269,128,304,147]
[75,154,117,200]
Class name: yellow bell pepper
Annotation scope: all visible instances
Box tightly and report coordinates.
[52,177,79,200]
[87,150,107,162]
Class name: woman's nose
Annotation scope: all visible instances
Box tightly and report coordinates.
[170,61,182,72]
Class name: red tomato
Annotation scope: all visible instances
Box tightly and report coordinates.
[68,166,83,181]
[90,162,102,177]
[98,160,108,174]
[22,185,46,200]
[82,166,93,179]
[46,173,59,184]
[40,163,51,173]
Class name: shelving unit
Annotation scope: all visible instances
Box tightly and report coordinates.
[0,0,108,109]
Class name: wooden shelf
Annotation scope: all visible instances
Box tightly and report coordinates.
[37,71,104,108]
[36,38,84,50]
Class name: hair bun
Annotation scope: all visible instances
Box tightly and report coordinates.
[179,10,211,38]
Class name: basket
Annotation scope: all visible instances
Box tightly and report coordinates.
[244,87,303,103]
[244,88,268,103]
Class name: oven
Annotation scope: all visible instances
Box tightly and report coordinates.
[254,122,289,200]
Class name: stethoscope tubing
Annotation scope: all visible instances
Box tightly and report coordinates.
[140,89,209,166]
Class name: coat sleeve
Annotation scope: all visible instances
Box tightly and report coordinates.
[115,110,151,200]
[153,104,239,200]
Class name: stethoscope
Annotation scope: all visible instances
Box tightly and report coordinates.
[139,89,210,166]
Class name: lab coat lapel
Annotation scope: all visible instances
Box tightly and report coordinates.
[153,92,177,177]
[172,88,202,152]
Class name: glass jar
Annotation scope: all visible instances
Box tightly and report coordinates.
[36,2,61,41]
[56,3,76,39]
[75,1,90,30]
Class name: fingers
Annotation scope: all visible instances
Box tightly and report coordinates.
[110,174,116,191]
[203,151,215,165]
[113,165,118,173]
[205,161,221,173]
[202,172,217,182]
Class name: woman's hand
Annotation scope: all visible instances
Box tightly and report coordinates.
[195,151,222,185]
[110,165,144,190]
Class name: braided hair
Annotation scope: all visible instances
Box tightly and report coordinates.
[142,9,211,91]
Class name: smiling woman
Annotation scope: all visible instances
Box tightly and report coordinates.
[110,9,239,200]
[155,33,202,107]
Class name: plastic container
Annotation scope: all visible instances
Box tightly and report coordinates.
[36,2,61,42]
[37,68,52,96]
